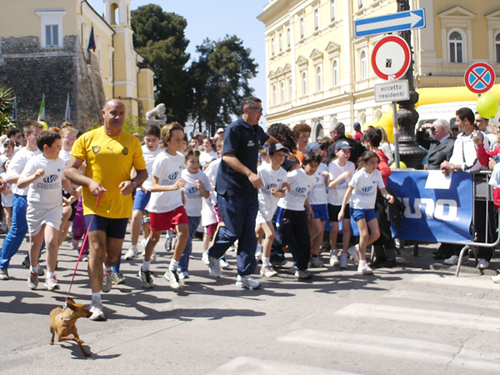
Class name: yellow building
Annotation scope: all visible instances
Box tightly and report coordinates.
[258,0,500,138]
[0,0,154,128]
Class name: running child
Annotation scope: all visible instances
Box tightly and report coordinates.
[18,130,79,290]
[140,122,189,289]
[328,140,356,268]
[178,148,211,279]
[255,143,288,277]
[124,125,162,261]
[338,150,394,275]
[271,151,320,279]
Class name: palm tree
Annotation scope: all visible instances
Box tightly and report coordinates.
[0,85,15,133]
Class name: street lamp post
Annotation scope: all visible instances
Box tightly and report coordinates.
[396,0,427,169]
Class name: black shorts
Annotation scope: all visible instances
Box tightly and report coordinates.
[84,215,128,239]
[328,203,350,222]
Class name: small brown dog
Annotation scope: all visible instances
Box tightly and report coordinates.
[50,298,92,356]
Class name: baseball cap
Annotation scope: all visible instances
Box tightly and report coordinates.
[217,128,224,134]
[305,142,321,153]
[335,140,352,150]
[269,143,290,154]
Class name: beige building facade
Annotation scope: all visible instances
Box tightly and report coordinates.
[0,0,154,128]
[258,0,500,139]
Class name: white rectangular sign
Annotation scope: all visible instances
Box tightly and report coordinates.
[374,80,409,102]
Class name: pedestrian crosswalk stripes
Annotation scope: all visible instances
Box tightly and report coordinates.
[411,273,495,289]
[334,303,500,332]
[208,356,360,375]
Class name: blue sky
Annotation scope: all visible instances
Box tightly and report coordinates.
[87,0,269,109]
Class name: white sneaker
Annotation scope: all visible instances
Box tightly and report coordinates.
[329,252,340,266]
[89,298,106,321]
[348,245,360,264]
[124,246,138,260]
[340,253,349,269]
[260,265,278,277]
[358,260,373,275]
[141,238,148,249]
[220,257,230,269]
[150,251,157,262]
[444,255,459,265]
[202,251,210,265]
[491,274,500,284]
[236,275,261,290]
[309,256,324,268]
[164,269,183,289]
[477,258,490,269]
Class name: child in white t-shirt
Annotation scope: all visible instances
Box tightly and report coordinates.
[305,142,330,268]
[18,130,78,290]
[178,148,211,278]
[124,125,162,261]
[328,140,356,269]
[338,150,394,275]
[141,123,188,290]
[255,143,289,277]
[271,151,320,279]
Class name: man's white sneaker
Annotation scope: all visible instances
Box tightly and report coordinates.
[164,270,183,289]
[295,269,312,279]
[236,275,261,290]
[102,271,112,293]
[329,252,340,266]
[124,246,138,260]
[358,260,373,275]
[260,265,278,277]
[444,255,459,265]
[139,268,154,289]
[89,298,106,321]
[340,253,349,269]
[208,256,221,278]
[348,245,360,264]
[491,274,500,284]
[477,258,490,269]
[220,257,230,269]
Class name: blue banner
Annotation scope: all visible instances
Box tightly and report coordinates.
[387,171,473,243]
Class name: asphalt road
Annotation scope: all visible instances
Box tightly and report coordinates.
[1,232,499,375]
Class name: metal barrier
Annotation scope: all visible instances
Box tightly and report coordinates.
[455,170,500,276]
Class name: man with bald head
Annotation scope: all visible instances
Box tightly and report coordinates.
[65,99,147,321]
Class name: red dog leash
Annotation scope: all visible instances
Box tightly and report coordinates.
[64,191,104,308]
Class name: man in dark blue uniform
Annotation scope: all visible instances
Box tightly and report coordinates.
[207,96,278,290]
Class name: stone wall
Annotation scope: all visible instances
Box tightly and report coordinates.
[0,35,105,130]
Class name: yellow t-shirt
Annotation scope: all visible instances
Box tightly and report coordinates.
[71,127,146,218]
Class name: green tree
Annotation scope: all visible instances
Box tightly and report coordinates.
[131,4,191,125]
[0,85,15,134]
[189,35,258,136]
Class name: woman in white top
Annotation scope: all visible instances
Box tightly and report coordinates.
[338,151,394,276]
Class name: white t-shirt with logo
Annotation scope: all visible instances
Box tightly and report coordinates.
[348,167,385,210]
[141,144,163,191]
[146,150,185,213]
[21,154,66,209]
[8,147,42,196]
[328,160,356,206]
[308,162,328,205]
[257,163,287,214]
[181,169,211,217]
[278,168,315,211]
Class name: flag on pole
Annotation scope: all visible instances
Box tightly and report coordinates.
[87,25,96,53]
[37,94,45,122]
[65,93,71,121]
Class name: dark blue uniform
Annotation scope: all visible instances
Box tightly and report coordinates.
[209,117,269,276]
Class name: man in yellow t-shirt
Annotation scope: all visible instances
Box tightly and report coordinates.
[65,99,147,321]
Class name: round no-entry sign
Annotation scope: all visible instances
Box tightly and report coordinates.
[372,35,411,80]
[464,63,496,94]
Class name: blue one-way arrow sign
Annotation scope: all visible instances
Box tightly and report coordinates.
[354,9,426,38]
